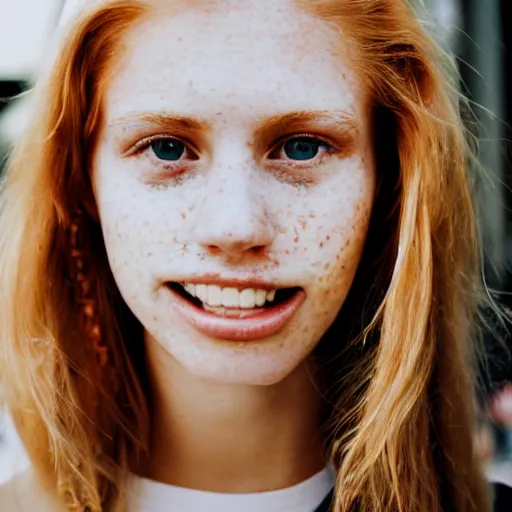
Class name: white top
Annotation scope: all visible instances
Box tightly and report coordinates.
[126,467,335,512]
[0,465,334,512]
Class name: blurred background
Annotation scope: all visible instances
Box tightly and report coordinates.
[0,0,512,488]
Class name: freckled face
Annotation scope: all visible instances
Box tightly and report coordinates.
[92,0,375,385]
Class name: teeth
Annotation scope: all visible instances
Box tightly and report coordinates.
[195,284,208,303]
[208,285,223,307]
[181,283,278,309]
[240,288,255,308]
[222,287,240,308]
[255,289,267,307]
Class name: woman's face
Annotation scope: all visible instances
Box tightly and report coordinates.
[92,0,375,385]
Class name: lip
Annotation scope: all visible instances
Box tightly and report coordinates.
[164,282,306,342]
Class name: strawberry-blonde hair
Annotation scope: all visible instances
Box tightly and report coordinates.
[0,0,492,510]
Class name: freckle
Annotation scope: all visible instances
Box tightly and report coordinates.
[147,252,153,257]
[180,212,186,219]
[326,235,330,241]
[309,212,316,219]
[284,249,290,255]
[319,242,324,248]
[299,219,307,229]
[324,262,331,270]
[153,316,158,322]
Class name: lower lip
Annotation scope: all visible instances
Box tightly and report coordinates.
[165,286,306,342]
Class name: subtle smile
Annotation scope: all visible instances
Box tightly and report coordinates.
[165,281,306,342]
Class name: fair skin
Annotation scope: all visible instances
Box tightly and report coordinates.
[91,0,375,494]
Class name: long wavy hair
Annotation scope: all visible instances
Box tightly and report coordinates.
[0,0,492,510]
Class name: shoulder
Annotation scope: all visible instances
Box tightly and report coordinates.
[0,469,62,512]
[493,482,512,512]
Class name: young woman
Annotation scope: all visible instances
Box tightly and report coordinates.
[0,0,507,510]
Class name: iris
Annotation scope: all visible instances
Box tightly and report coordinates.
[283,138,325,161]
[151,139,186,161]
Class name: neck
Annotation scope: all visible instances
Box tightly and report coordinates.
[138,335,326,493]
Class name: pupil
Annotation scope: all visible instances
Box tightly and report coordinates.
[151,139,185,161]
[283,138,320,161]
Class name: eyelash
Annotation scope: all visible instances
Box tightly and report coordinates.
[132,134,197,159]
[130,133,336,165]
[268,134,335,161]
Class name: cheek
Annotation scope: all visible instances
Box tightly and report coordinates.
[94,160,167,246]
[95,181,146,255]
[318,200,371,291]
[290,183,373,268]
[288,175,374,313]
[91,158,164,283]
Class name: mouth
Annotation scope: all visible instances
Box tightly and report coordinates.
[169,282,297,316]
[165,282,305,342]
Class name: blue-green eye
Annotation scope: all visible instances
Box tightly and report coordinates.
[150,138,186,161]
[281,137,330,161]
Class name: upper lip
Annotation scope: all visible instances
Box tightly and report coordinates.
[166,273,299,291]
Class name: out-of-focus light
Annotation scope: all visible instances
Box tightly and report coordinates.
[0,1,62,79]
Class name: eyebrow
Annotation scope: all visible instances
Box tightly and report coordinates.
[254,110,359,137]
[110,112,213,132]
[109,109,359,138]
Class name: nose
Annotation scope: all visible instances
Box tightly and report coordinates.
[194,169,276,260]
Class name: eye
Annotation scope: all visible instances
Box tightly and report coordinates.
[150,138,187,161]
[270,137,333,161]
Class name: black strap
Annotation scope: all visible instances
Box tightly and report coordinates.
[313,488,334,512]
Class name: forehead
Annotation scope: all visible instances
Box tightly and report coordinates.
[100,0,362,122]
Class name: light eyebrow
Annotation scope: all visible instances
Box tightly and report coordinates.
[254,110,359,138]
[110,112,213,132]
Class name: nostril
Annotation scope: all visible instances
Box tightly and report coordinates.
[204,241,269,255]
[206,245,223,254]
[249,245,267,255]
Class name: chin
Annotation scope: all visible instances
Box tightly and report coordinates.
[186,359,302,387]
[152,327,314,387]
